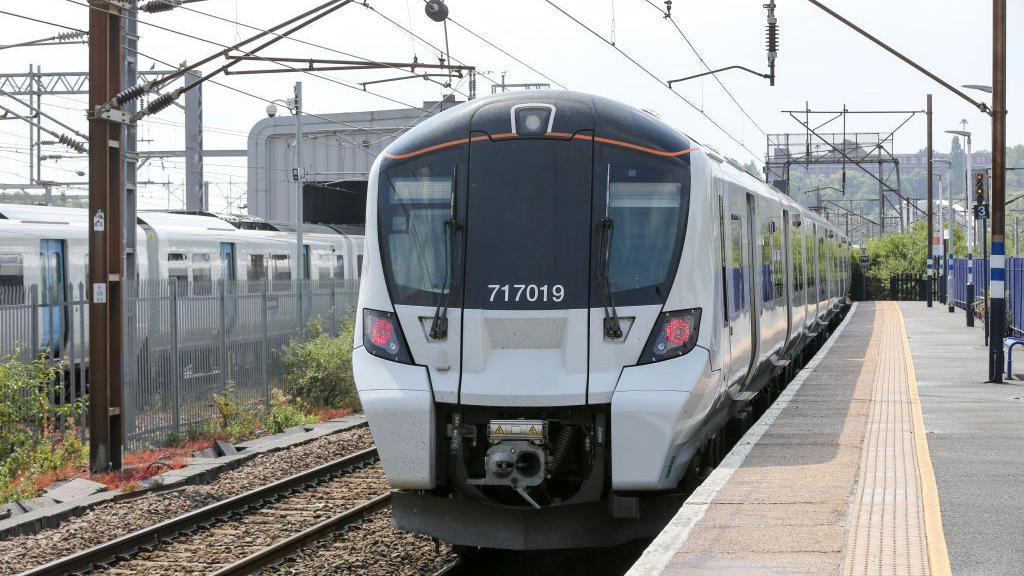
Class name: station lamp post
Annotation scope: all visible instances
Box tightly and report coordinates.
[947,127,974,326]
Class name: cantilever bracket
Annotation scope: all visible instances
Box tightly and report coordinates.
[668,65,770,88]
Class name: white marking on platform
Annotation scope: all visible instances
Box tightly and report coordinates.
[624,302,859,576]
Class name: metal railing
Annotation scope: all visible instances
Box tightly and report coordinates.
[0,279,360,449]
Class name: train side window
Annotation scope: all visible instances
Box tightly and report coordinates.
[168,252,188,288]
[271,254,291,291]
[805,228,815,288]
[357,255,363,277]
[818,237,827,294]
[0,254,24,304]
[334,255,346,280]
[791,220,803,292]
[318,254,332,282]
[192,253,212,295]
[773,221,785,299]
[249,254,267,282]
[730,213,745,314]
[761,220,773,304]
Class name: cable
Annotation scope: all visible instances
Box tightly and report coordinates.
[431,6,569,90]
[65,0,442,115]
[363,3,499,89]
[638,0,767,137]
[0,9,85,32]
[542,0,759,161]
[166,0,473,100]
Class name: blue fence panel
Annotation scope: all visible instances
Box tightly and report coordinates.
[1009,257,1024,336]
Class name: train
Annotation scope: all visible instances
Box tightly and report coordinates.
[0,202,364,357]
[352,91,852,550]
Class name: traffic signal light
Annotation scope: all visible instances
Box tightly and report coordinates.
[973,169,988,204]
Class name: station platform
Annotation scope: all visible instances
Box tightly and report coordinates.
[627,301,1024,576]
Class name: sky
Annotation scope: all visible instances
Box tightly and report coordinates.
[0,0,1020,212]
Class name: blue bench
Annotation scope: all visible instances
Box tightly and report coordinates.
[1003,337,1024,379]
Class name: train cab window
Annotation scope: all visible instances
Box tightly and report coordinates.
[168,252,188,288]
[0,254,24,304]
[192,253,212,295]
[334,255,346,280]
[271,254,291,291]
[601,147,690,305]
[249,254,268,282]
[377,151,455,305]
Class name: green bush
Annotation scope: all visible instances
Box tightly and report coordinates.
[0,351,87,503]
[282,317,360,411]
[211,384,265,443]
[864,220,966,284]
[267,388,317,433]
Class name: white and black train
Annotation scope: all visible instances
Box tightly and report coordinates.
[353,91,850,550]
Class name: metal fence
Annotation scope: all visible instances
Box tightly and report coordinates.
[0,279,360,449]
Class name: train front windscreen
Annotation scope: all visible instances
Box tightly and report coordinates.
[377,138,690,314]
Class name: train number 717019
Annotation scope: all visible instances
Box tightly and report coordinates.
[487,284,565,303]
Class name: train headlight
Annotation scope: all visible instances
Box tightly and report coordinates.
[513,106,553,136]
[639,308,701,364]
[362,308,413,364]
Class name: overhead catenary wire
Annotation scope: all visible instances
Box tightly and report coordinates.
[422,2,569,90]
[65,0,447,117]
[165,0,473,100]
[637,0,767,137]
[542,0,760,161]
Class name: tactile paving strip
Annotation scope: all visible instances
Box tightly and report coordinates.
[842,302,929,576]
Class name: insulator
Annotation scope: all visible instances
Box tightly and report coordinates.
[145,92,177,116]
[55,30,88,42]
[663,0,672,18]
[766,21,779,56]
[141,0,181,13]
[114,84,147,106]
[57,134,86,154]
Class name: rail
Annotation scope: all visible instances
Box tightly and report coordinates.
[17,447,379,576]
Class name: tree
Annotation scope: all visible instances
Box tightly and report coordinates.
[864,220,966,283]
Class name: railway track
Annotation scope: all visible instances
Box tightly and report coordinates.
[18,448,388,576]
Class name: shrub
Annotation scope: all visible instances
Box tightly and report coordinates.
[211,384,265,443]
[0,351,87,503]
[282,317,360,411]
[267,388,317,433]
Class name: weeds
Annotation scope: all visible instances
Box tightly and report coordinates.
[0,351,88,503]
[282,317,360,412]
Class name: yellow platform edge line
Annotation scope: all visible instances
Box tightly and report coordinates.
[892,302,953,576]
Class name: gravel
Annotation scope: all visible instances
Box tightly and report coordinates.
[93,464,389,576]
[0,426,375,576]
[260,510,457,576]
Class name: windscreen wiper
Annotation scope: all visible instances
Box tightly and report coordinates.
[429,165,459,340]
[599,215,623,339]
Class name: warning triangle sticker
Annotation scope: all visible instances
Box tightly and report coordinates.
[528,425,538,435]
[494,425,504,435]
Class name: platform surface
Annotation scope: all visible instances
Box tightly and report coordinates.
[901,302,1024,576]
[628,301,1024,576]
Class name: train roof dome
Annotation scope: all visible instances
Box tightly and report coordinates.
[381,90,693,162]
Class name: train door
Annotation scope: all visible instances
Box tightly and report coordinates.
[39,239,68,355]
[220,242,236,326]
[782,210,793,347]
[725,190,755,390]
[460,133,593,406]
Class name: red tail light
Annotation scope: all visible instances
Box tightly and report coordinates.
[640,308,701,364]
[363,308,413,364]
